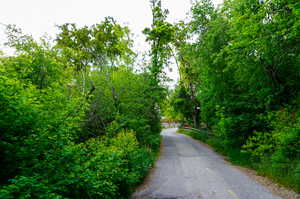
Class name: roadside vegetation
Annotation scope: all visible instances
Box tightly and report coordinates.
[1,0,299,197]
[165,0,300,193]
[0,11,166,198]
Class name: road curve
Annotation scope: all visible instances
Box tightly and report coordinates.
[132,128,281,199]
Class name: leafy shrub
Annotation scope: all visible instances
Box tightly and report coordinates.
[244,109,300,160]
[243,109,300,191]
[0,21,162,199]
[0,131,156,199]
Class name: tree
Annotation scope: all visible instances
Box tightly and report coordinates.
[143,0,174,85]
[0,21,162,198]
[167,0,300,191]
[56,17,135,94]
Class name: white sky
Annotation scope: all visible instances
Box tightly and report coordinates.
[0,0,222,87]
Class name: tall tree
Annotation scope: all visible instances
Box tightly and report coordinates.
[143,0,174,85]
[142,0,175,130]
[56,17,135,94]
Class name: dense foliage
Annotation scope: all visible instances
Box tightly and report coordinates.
[168,0,300,191]
[0,18,162,198]
[1,0,299,196]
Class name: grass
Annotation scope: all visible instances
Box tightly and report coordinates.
[178,128,300,194]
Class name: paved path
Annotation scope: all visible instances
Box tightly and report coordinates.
[132,128,280,199]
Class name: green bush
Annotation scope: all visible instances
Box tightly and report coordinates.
[243,109,300,191]
[0,62,161,198]
[0,26,162,198]
[0,131,156,199]
[0,69,86,182]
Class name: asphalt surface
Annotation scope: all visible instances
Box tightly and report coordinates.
[132,128,281,199]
